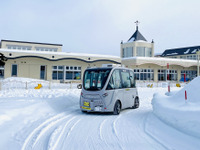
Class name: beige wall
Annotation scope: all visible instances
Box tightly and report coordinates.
[4,57,120,82]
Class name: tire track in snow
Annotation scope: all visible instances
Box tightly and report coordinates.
[143,114,168,150]
[99,118,111,150]
[48,116,77,150]
[21,112,71,150]
[32,116,72,147]
[99,118,107,140]
[65,118,81,138]
[99,115,123,150]
[112,115,120,138]
[47,117,82,150]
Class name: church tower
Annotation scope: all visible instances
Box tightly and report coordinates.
[120,21,154,58]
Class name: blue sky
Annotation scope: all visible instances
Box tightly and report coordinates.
[1,0,200,56]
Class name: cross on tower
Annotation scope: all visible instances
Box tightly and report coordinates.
[135,20,140,30]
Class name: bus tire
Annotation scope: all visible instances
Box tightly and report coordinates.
[81,110,87,113]
[132,97,139,109]
[113,101,121,115]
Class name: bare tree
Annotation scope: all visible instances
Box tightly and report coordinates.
[0,53,7,65]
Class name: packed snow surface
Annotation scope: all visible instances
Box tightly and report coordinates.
[0,77,200,150]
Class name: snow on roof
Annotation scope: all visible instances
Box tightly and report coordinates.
[127,40,147,43]
[161,46,200,57]
[191,49,197,53]
[122,56,198,67]
[0,49,120,59]
[128,37,135,42]
[184,49,190,54]
[122,56,197,63]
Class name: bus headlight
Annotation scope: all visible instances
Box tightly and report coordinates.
[102,93,108,97]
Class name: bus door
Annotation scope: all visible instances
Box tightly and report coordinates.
[106,69,123,107]
[120,70,133,108]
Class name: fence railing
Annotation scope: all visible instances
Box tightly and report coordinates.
[135,81,187,88]
[0,80,82,90]
[0,80,187,90]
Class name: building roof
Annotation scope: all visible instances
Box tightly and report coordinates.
[127,26,147,42]
[1,39,63,47]
[122,56,198,68]
[161,46,200,57]
[0,49,121,64]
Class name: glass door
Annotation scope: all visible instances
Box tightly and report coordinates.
[40,65,46,80]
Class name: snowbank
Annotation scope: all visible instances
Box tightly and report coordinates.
[152,76,200,138]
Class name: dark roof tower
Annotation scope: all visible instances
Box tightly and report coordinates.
[127,20,147,42]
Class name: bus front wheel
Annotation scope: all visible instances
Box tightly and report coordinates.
[113,101,121,115]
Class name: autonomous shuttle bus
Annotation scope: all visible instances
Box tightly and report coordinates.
[80,64,139,115]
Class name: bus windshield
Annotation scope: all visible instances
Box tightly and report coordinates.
[83,68,111,91]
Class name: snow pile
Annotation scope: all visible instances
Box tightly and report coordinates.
[152,76,200,138]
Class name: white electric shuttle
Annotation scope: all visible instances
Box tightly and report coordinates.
[79,64,139,115]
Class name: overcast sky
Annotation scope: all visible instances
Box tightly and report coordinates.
[1,0,200,56]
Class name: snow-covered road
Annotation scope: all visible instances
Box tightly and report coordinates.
[0,87,199,150]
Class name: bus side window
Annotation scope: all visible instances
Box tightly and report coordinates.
[106,70,121,90]
[130,71,135,88]
[121,70,131,88]
[113,70,121,89]
[107,76,114,90]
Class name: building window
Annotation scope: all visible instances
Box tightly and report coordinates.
[146,48,152,57]
[52,66,81,80]
[180,55,197,60]
[0,66,4,78]
[136,47,145,57]
[133,69,154,81]
[123,47,133,58]
[35,47,58,52]
[65,66,81,80]
[6,45,32,50]
[158,69,166,81]
[181,70,197,80]
[136,47,152,57]
[133,69,140,80]
[158,69,177,81]
[40,66,46,80]
[167,70,177,81]
[12,64,18,76]
[52,66,64,80]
